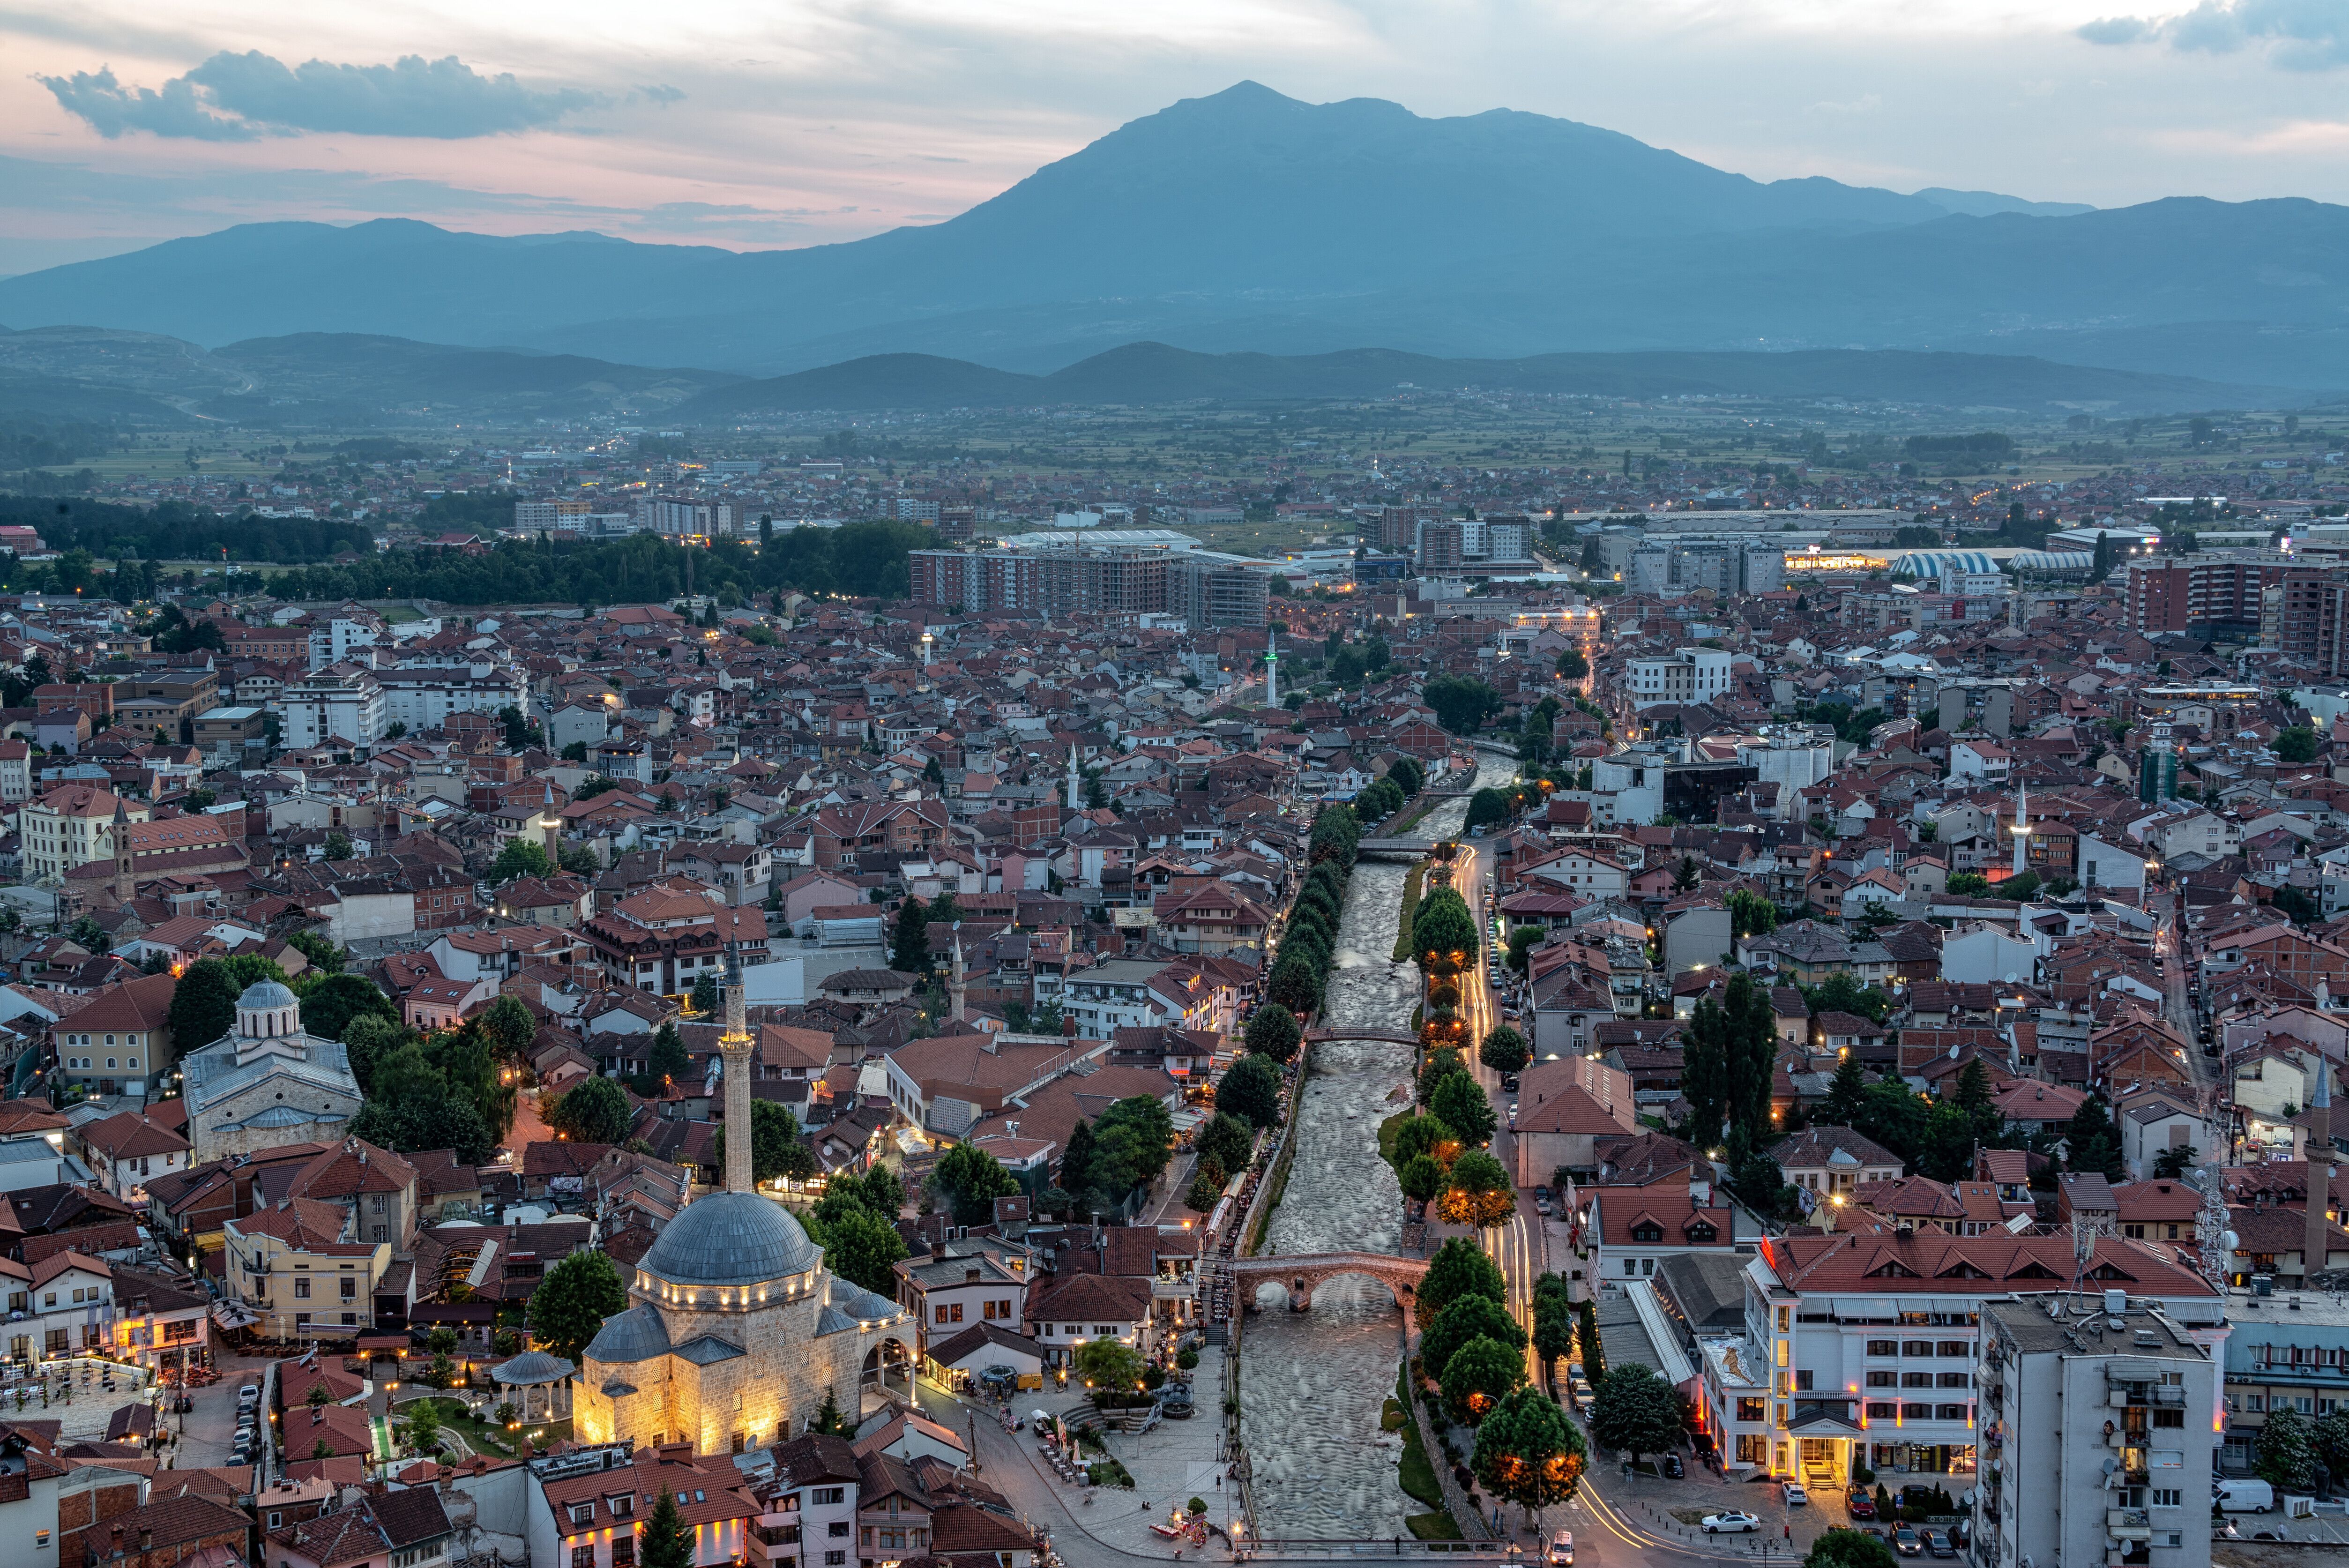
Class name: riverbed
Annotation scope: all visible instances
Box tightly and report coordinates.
[1238,757,1510,1539]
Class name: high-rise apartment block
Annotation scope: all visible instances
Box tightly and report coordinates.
[908,548,1267,627]
[638,498,740,539]
[515,499,591,531]
[1976,1292,2216,1568]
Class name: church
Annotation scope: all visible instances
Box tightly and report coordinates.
[575,973,913,1454]
[180,979,364,1163]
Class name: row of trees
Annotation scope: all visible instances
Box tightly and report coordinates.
[1270,809,1363,1016]
[1679,972,1779,1201]
[255,522,933,609]
[1413,1241,1589,1530]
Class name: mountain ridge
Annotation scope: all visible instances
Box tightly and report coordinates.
[0,83,2339,384]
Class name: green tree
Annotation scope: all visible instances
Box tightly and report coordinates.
[341,1014,411,1098]
[1463,788,1515,832]
[165,959,242,1050]
[1431,1073,1498,1148]
[2257,1402,2319,1492]
[643,1022,689,1090]
[1822,1054,1870,1126]
[1244,1005,1303,1063]
[1412,887,1480,971]
[1915,1101,1976,1182]
[2275,726,2320,764]
[1441,1335,1526,1422]
[1804,1531,1900,1568]
[1479,1025,1530,1075]
[1422,1293,1529,1379]
[1555,648,1589,681]
[529,1251,627,1365]
[1590,1363,1682,1469]
[1945,871,1991,897]
[477,994,537,1061]
[1392,1113,1451,1167]
[1473,1385,1586,1526]
[2151,1144,2199,1179]
[487,838,555,883]
[640,1488,694,1568]
[2064,1095,2127,1180]
[550,1076,634,1145]
[1419,1236,1508,1319]
[1576,1299,1604,1380]
[713,1100,817,1186]
[1195,1112,1255,1176]
[801,1202,905,1294]
[1398,1153,1447,1204]
[1854,1078,1930,1166]
[689,973,719,1016]
[322,831,354,860]
[1059,1117,1099,1196]
[405,1398,442,1455]
[889,896,932,974]
[1072,1335,1148,1396]
[1531,1277,1574,1367]
[1424,676,1506,735]
[287,930,346,973]
[1680,994,1730,1150]
[1187,1160,1229,1212]
[1218,1054,1284,1129]
[1439,1149,1517,1228]
[931,1142,1021,1225]
[1266,950,1323,1015]
[1727,890,1778,938]
[295,973,398,1041]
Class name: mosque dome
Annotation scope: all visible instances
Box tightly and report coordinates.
[638,1192,820,1289]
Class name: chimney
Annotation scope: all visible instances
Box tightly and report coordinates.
[930,1240,946,1262]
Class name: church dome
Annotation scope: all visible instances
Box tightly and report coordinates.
[236,979,302,1042]
[639,1192,820,1289]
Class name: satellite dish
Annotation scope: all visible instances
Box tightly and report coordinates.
[2004,972,2019,984]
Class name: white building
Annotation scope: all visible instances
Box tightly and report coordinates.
[1736,727,1837,792]
[306,615,384,671]
[1976,1294,2216,1568]
[1625,649,1735,709]
[274,666,387,750]
[377,668,531,735]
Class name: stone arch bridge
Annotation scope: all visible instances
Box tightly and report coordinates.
[1230,1252,1430,1314]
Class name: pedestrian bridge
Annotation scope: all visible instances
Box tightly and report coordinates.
[1230,1252,1430,1311]
[1303,1026,1421,1047]
[1355,839,1433,860]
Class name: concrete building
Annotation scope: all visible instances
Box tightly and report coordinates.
[1625,649,1736,710]
[275,665,387,750]
[1977,1293,2218,1568]
[16,784,147,886]
[2216,1282,2349,1472]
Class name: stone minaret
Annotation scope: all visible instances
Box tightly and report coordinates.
[1264,624,1279,709]
[2010,778,2030,880]
[2307,1061,2333,1284]
[1065,746,1081,810]
[949,924,967,1024]
[719,952,756,1195]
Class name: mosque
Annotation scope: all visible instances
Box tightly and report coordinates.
[574,968,914,1454]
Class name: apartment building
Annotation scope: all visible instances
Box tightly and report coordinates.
[1696,1230,2222,1488]
[2215,1282,2349,1472]
[275,665,387,749]
[220,1201,392,1339]
[1624,649,1736,710]
[908,547,1268,628]
[1977,1293,2216,1568]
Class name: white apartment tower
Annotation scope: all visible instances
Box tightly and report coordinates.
[1976,1293,2216,1568]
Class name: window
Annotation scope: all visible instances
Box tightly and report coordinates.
[1794,1371,1813,1392]
[1866,1371,1897,1389]
[1902,1341,1933,1357]
[2153,1408,2183,1428]
[1936,1373,1969,1389]
[611,1541,635,1568]
[1865,1340,1898,1357]
[1737,1398,1766,1422]
[1901,1373,1932,1389]
[1936,1341,1969,1357]
[813,1489,845,1506]
[1901,1403,1931,1419]
[340,1278,356,1300]
[568,1503,597,1528]
[295,1278,310,1299]
[1935,1404,1969,1420]
[825,1553,847,1565]
[609,1496,634,1519]
[2151,1490,2181,1508]
[1623,1260,1638,1277]
[828,1523,849,1539]
[1865,1402,1898,1418]
[571,1548,596,1568]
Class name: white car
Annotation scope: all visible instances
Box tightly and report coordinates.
[1782,1481,1808,1506]
[1703,1512,1761,1534]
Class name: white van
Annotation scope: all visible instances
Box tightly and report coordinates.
[2216,1479,2274,1514]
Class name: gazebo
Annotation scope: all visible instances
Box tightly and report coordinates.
[487,1350,575,1422]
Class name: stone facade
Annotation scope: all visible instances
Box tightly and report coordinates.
[180,980,363,1163]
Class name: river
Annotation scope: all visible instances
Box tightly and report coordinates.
[1238,757,1511,1539]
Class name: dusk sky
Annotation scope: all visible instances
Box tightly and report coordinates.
[7,0,2349,277]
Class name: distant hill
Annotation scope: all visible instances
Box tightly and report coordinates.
[681,341,2299,417]
[0,83,2341,388]
[0,325,739,426]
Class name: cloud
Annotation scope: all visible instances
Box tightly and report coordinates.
[2078,0,2349,67]
[637,85,686,105]
[38,50,604,139]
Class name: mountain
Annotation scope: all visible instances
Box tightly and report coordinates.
[0,325,738,426]
[1,82,2342,387]
[683,341,2297,417]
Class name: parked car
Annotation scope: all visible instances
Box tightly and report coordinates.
[1703,1513,1761,1535]
[1782,1481,1808,1506]
[1922,1530,1955,1559]
[1499,1074,1521,1093]
[1546,1531,1573,1566]
[1661,1454,1684,1479]
[1894,1529,1922,1557]
[1846,1488,1876,1520]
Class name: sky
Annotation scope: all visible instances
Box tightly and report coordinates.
[6,0,2349,277]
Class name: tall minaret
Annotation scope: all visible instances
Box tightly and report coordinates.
[2010,778,2030,880]
[1264,625,1279,709]
[719,948,756,1195]
[949,924,968,1025]
[1065,746,1081,810]
[2306,1062,2334,1285]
